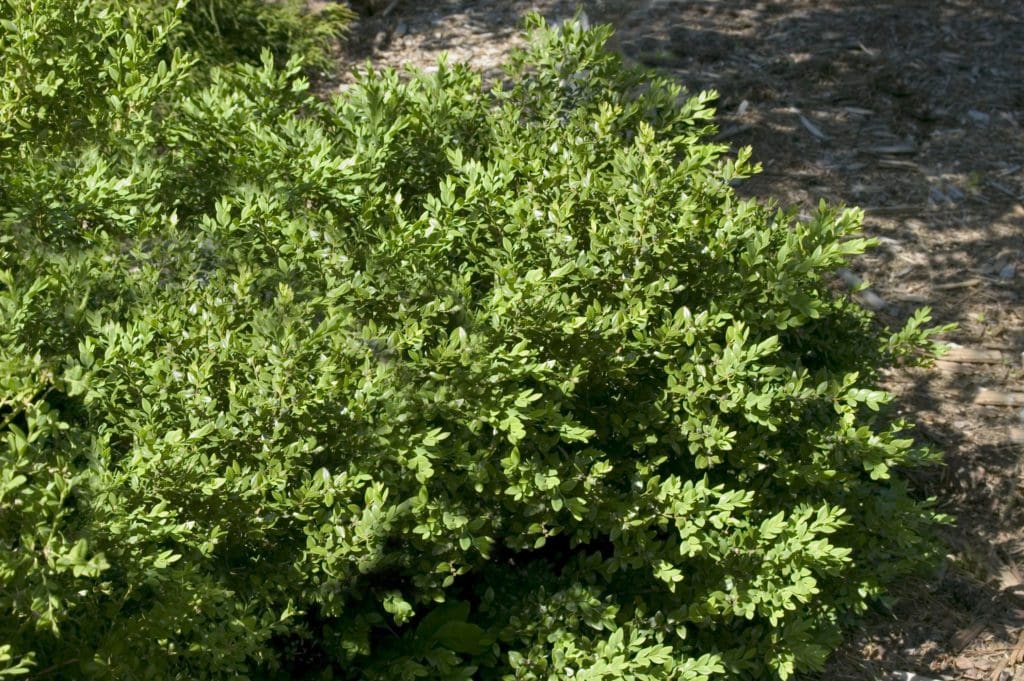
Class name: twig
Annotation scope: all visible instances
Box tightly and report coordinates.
[932,278,981,290]
[379,0,401,17]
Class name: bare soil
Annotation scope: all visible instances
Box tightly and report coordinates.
[330,1,1024,678]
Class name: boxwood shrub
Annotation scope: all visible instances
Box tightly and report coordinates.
[1,3,947,679]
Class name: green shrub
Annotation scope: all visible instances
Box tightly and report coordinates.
[1,4,948,679]
[107,0,352,73]
[148,0,352,70]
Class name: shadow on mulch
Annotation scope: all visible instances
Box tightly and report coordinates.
[336,0,580,72]
[598,0,1024,289]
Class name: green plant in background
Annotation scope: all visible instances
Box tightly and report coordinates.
[1,3,949,679]
[131,0,352,71]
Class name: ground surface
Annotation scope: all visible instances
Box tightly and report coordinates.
[329,2,1024,678]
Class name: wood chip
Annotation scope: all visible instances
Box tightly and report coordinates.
[878,158,922,170]
[936,359,979,374]
[990,630,1024,681]
[943,346,1004,364]
[933,278,981,290]
[1009,427,1024,444]
[854,42,879,57]
[864,143,918,155]
[951,618,990,654]
[973,388,1024,407]
[1011,629,1024,665]
[957,656,978,670]
[794,109,829,140]
[1000,561,1024,590]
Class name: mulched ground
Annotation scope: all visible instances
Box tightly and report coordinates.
[329,1,1024,678]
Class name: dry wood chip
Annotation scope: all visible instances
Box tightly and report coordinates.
[933,278,981,290]
[855,42,879,57]
[1010,427,1024,444]
[797,112,829,140]
[989,630,1024,680]
[943,346,1005,364]
[864,143,918,155]
[878,158,922,170]
[1000,561,1024,590]
[936,359,980,374]
[973,389,1024,407]
[1011,629,1024,665]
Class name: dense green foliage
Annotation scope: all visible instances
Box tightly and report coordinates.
[142,0,352,69]
[0,2,948,679]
